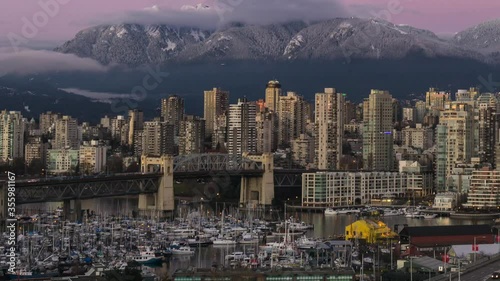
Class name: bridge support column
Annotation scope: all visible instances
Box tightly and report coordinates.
[74,199,82,222]
[240,153,274,206]
[138,194,148,210]
[140,155,175,216]
[63,200,71,220]
[156,155,175,213]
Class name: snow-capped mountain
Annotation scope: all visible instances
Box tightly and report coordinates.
[453,19,500,62]
[54,24,212,65]
[56,18,493,66]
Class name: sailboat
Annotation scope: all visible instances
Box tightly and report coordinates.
[212,209,236,246]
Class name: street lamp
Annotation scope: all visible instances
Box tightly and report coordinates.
[473,236,486,262]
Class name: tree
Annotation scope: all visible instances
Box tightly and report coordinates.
[125,161,140,173]
[106,156,124,173]
[11,158,25,175]
[27,158,44,175]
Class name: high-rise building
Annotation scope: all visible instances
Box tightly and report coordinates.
[314,88,345,170]
[161,95,185,135]
[100,116,111,129]
[425,88,450,112]
[212,114,228,150]
[54,115,79,149]
[291,134,315,167]
[464,168,500,209]
[179,115,205,155]
[415,101,427,124]
[79,140,107,174]
[39,111,61,134]
[110,115,127,144]
[362,90,394,171]
[278,92,308,147]
[402,108,416,122]
[477,93,499,167]
[227,98,257,155]
[128,109,144,146]
[204,88,229,137]
[435,103,474,191]
[0,111,25,162]
[141,121,175,157]
[25,137,48,167]
[265,80,282,112]
[47,148,79,174]
[255,100,277,154]
[402,124,434,150]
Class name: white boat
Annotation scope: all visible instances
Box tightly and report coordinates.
[288,221,314,231]
[171,246,195,255]
[324,208,338,215]
[213,237,237,246]
[423,213,438,219]
[131,251,162,264]
[239,233,259,244]
[337,209,360,215]
[382,209,402,217]
[405,212,424,219]
[225,251,245,261]
[296,236,317,249]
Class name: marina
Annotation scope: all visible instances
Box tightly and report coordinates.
[1,199,496,280]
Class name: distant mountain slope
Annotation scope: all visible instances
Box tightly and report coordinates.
[453,19,500,63]
[0,77,116,123]
[55,18,489,66]
[55,24,212,65]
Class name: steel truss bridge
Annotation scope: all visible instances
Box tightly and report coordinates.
[9,154,306,205]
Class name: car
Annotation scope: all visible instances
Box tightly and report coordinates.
[491,271,500,279]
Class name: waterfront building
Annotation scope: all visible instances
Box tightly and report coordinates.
[344,219,398,243]
[301,171,406,207]
[399,161,433,197]
[433,192,458,210]
[464,168,500,209]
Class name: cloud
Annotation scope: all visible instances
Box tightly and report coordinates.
[93,0,348,30]
[0,48,108,75]
[60,88,138,103]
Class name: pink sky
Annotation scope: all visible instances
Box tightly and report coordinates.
[1,0,499,42]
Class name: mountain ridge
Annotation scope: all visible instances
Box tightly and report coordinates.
[55,17,498,66]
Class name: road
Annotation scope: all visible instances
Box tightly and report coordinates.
[456,259,500,281]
